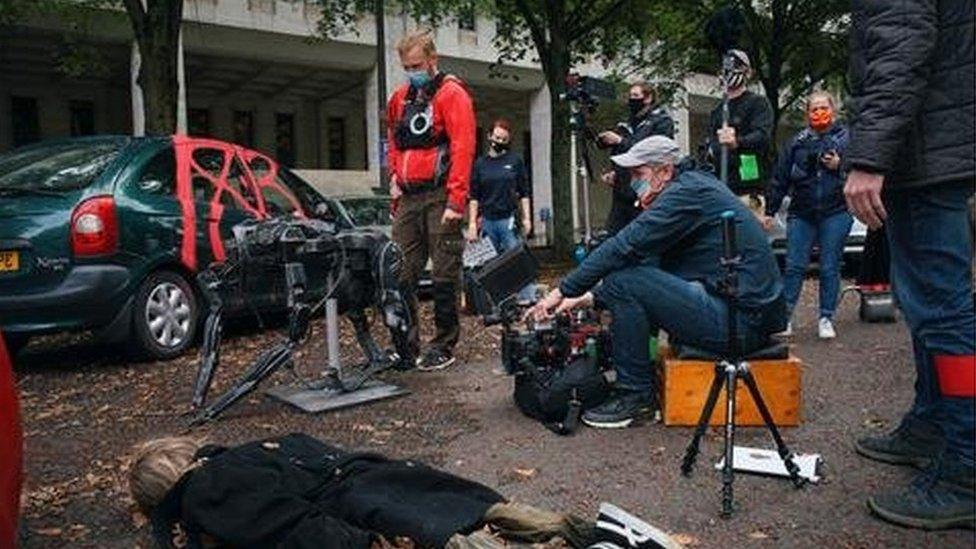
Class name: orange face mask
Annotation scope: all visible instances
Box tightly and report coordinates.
[809,107,833,131]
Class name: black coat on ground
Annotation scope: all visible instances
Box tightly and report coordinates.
[846,0,975,188]
[150,433,504,548]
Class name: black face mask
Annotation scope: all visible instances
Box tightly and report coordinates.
[628,98,646,117]
[489,140,509,153]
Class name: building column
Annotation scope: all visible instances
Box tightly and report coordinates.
[674,89,691,156]
[529,85,552,246]
[365,67,380,175]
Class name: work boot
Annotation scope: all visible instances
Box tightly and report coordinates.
[582,389,655,429]
[855,420,945,468]
[867,454,976,530]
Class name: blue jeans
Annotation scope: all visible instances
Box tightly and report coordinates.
[597,264,784,392]
[782,211,853,320]
[886,181,975,465]
[482,216,536,302]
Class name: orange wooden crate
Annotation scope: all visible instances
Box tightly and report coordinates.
[659,347,802,427]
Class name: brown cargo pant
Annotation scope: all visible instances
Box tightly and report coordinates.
[392,187,464,355]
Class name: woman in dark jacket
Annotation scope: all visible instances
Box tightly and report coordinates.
[763,91,850,339]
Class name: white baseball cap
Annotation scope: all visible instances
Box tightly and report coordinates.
[610,135,681,168]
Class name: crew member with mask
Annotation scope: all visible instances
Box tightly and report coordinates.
[706,50,773,201]
[762,90,850,340]
[598,82,675,234]
[526,136,786,428]
[387,31,476,371]
[466,118,535,302]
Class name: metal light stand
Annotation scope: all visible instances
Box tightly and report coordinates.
[679,211,806,517]
[569,100,594,245]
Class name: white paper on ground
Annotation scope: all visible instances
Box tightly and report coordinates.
[714,446,822,483]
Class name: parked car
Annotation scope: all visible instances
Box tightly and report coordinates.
[0,135,353,360]
[766,196,867,272]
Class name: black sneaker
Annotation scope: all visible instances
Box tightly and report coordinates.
[855,420,945,468]
[417,348,456,372]
[867,454,975,530]
[582,389,655,429]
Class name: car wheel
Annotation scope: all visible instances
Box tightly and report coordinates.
[132,270,198,360]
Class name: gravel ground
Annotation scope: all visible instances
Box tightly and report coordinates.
[12,276,976,548]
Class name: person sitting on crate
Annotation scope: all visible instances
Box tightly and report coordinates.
[525,135,787,429]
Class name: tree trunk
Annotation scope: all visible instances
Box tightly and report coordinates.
[545,43,574,257]
[128,0,183,135]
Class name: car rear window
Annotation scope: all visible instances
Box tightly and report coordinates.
[342,197,392,227]
[0,141,124,192]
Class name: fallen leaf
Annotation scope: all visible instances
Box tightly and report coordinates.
[672,533,699,546]
[513,467,536,479]
[35,527,63,537]
[749,530,770,540]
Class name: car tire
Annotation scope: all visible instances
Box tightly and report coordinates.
[131,270,198,360]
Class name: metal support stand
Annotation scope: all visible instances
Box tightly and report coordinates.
[265,274,408,414]
[679,211,806,517]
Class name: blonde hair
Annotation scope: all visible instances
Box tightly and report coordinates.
[129,437,202,514]
[806,90,835,110]
[396,30,437,57]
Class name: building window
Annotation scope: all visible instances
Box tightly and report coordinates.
[188,108,211,137]
[275,113,296,168]
[327,117,346,170]
[11,96,40,148]
[69,100,95,136]
[458,6,476,31]
[233,110,254,147]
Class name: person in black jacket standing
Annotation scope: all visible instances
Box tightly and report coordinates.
[763,91,851,340]
[598,82,675,234]
[844,0,975,530]
[705,50,773,198]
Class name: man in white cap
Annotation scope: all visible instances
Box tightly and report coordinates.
[526,135,787,428]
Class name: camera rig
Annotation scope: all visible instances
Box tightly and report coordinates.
[189,216,414,426]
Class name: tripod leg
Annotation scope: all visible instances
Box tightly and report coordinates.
[720,361,738,518]
[192,307,223,408]
[740,367,807,488]
[681,362,726,476]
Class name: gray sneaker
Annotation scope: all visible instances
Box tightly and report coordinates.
[417,348,456,372]
[855,420,945,469]
[868,454,976,530]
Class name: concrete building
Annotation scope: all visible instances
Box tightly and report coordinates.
[0,0,786,244]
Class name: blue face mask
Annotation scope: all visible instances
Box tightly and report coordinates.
[630,178,651,198]
[407,69,431,89]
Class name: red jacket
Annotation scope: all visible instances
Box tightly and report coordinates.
[387,75,476,212]
[0,333,22,548]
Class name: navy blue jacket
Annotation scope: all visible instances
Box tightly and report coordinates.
[765,124,850,220]
[560,164,784,314]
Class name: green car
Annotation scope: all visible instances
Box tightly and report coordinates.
[0,135,352,360]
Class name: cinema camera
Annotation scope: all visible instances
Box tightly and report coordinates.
[467,244,612,434]
[189,216,414,425]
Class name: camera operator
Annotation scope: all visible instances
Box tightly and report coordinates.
[598,82,675,235]
[387,31,476,371]
[526,136,786,428]
[466,118,535,302]
[705,50,773,199]
[761,90,850,340]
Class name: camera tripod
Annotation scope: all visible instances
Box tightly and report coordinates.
[679,211,806,517]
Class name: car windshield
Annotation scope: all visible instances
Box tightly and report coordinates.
[342,197,392,227]
[0,141,124,192]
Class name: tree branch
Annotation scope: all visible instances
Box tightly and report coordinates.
[570,0,630,38]
[512,0,549,64]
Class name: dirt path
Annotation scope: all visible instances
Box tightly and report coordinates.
[13,281,975,548]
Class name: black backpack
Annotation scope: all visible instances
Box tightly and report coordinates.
[513,353,610,435]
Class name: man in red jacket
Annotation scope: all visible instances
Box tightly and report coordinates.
[0,332,22,547]
[387,31,476,371]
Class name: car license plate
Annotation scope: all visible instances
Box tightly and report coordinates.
[0,250,19,272]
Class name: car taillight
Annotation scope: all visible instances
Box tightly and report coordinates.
[70,196,118,257]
